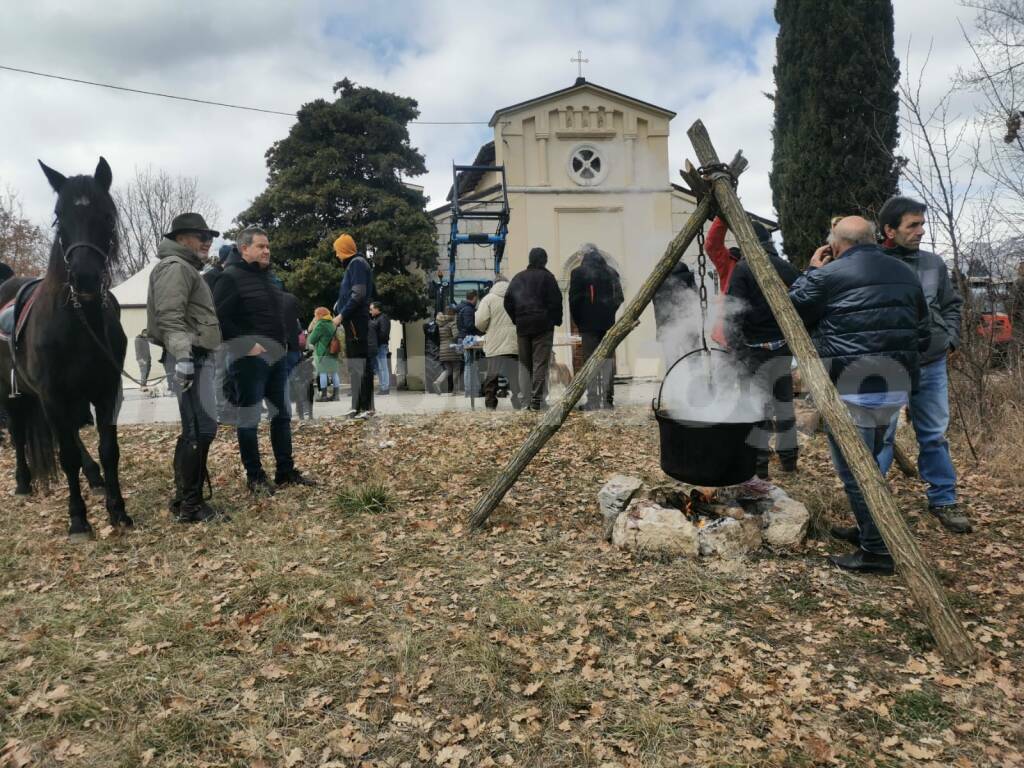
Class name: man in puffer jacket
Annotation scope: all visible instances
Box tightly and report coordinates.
[569,244,624,410]
[505,247,563,410]
[789,216,930,575]
[476,276,522,410]
[875,196,970,534]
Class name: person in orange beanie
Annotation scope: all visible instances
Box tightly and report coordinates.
[331,233,376,418]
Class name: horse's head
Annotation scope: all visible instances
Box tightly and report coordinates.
[39,157,118,299]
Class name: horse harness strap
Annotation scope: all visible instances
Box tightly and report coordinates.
[1,278,44,398]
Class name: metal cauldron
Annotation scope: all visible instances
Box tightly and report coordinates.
[652,348,758,487]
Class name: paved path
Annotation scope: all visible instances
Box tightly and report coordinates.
[117,380,662,425]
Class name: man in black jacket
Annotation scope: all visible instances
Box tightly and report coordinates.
[204,243,241,422]
[726,233,801,478]
[213,227,313,495]
[331,233,376,417]
[569,245,623,410]
[790,216,930,574]
[505,247,563,410]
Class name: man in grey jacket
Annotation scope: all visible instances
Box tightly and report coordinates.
[147,213,224,523]
[876,196,971,533]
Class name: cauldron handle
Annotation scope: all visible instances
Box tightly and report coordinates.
[652,345,731,412]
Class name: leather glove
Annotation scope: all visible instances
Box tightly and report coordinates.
[174,359,195,392]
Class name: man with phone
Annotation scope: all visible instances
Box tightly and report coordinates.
[789,216,930,574]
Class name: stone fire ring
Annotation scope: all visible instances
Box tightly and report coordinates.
[598,474,810,559]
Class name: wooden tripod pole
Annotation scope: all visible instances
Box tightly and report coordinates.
[468,153,747,530]
[687,120,976,666]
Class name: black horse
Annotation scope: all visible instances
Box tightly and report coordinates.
[0,157,130,538]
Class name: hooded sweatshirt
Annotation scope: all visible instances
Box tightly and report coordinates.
[569,251,624,333]
[146,238,222,361]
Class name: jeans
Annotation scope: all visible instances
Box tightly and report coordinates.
[375,345,390,392]
[319,372,341,390]
[827,402,901,555]
[517,330,554,408]
[878,358,957,507]
[581,330,615,407]
[231,355,294,480]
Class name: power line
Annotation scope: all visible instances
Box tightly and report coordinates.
[0,64,492,125]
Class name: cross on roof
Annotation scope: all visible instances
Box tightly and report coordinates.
[571,49,589,79]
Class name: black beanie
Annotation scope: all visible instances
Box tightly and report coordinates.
[528,247,548,267]
[752,222,778,256]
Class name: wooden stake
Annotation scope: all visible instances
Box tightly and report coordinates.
[687,120,977,666]
[468,154,748,530]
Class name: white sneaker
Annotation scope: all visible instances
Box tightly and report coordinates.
[354,410,373,420]
[343,409,358,418]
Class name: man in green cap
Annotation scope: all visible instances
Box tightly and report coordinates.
[147,212,225,523]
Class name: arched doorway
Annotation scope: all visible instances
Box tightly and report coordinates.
[561,245,630,377]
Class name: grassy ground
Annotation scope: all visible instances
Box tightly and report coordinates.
[1,408,1022,767]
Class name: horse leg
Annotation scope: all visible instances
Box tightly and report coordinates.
[7,400,32,496]
[77,433,105,490]
[55,426,91,538]
[95,399,130,527]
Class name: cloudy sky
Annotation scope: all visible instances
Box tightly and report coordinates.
[0,0,988,243]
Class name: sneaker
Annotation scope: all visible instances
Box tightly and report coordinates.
[275,469,317,488]
[343,409,358,419]
[247,475,275,497]
[828,548,895,575]
[929,504,972,533]
[830,525,860,545]
[354,410,374,420]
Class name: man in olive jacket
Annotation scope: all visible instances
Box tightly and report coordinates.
[146,213,223,523]
[876,196,970,534]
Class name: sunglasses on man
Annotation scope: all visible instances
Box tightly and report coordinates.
[187,231,214,243]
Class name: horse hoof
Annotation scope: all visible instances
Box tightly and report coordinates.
[68,530,94,543]
[110,514,134,528]
[14,487,32,497]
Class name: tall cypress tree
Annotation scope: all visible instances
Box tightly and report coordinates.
[770,0,900,267]
[237,79,437,321]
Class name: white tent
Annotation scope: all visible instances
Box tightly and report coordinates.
[111,262,163,389]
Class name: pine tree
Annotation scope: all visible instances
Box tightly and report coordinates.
[237,79,437,321]
[770,0,900,267]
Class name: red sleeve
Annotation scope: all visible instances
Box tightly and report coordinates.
[705,216,738,291]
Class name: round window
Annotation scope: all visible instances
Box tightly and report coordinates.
[568,144,607,186]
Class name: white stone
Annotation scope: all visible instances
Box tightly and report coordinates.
[762,488,810,550]
[698,516,763,558]
[612,499,699,558]
[598,474,644,542]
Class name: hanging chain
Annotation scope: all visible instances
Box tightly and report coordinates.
[696,224,710,351]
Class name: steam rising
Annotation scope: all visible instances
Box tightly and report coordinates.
[656,280,768,424]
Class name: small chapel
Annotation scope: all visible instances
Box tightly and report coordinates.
[412,73,775,387]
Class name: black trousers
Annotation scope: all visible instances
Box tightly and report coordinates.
[347,356,374,412]
[581,330,615,407]
[740,347,798,471]
[517,330,554,408]
[232,355,294,481]
[168,352,218,506]
[483,354,522,409]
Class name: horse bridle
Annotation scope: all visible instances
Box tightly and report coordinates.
[61,240,112,309]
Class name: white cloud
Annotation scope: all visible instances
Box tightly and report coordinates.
[0,0,993,259]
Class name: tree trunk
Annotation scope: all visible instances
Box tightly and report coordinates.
[687,119,976,667]
[467,161,742,530]
[893,439,918,478]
